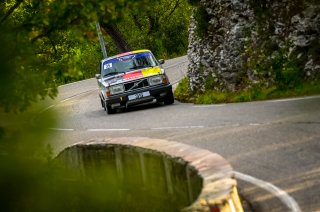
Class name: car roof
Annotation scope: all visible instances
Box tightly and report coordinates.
[101,49,151,63]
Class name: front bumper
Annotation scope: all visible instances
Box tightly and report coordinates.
[103,84,173,109]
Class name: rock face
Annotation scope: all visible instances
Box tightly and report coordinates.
[188,0,320,92]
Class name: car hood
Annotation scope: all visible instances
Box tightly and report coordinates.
[103,66,162,85]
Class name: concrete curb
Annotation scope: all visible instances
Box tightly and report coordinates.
[58,137,244,211]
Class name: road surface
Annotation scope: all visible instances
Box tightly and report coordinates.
[44,55,320,211]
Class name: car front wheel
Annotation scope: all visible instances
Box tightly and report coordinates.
[100,98,106,110]
[106,104,115,114]
[164,91,174,105]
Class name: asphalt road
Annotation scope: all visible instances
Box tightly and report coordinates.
[45,55,320,212]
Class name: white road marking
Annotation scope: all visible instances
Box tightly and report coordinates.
[249,123,261,126]
[40,105,55,113]
[172,80,182,85]
[49,123,267,132]
[151,126,204,130]
[190,95,320,107]
[49,126,206,132]
[87,128,130,132]
[60,98,73,103]
[58,78,94,88]
[60,89,98,103]
[268,95,320,103]
[164,60,188,69]
[50,128,74,131]
[234,171,301,212]
[40,89,98,113]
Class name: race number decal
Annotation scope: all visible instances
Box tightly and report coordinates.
[104,63,112,70]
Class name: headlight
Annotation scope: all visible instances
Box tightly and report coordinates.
[148,75,163,86]
[109,84,125,95]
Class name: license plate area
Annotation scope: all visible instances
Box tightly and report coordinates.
[128,91,150,100]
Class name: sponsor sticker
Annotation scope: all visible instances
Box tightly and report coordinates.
[123,71,143,80]
[142,67,161,77]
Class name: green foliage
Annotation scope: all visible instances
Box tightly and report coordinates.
[195,91,228,104]
[244,0,320,89]
[176,81,320,104]
[117,0,192,59]
[0,106,55,211]
[51,31,102,84]
[0,107,117,211]
[272,51,303,90]
[174,76,193,102]
[0,0,160,111]
[0,25,58,112]
[0,0,192,112]
[231,85,271,102]
[188,0,200,6]
[204,74,218,90]
[192,4,209,38]
[244,34,304,90]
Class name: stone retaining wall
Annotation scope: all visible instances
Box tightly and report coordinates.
[188,0,320,92]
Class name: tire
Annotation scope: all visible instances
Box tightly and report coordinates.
[106,105,115,114]
[100,98,106,110]
[164,91,174,105]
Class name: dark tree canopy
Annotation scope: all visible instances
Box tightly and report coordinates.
[0,0,143,112]
[0,0,191,112]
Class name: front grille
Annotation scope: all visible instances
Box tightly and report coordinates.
[124,78,149,91]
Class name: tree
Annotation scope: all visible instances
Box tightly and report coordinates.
[0,0,192,112]
[117,0,192,58]
[0,0,147,112]
[100,23,132,53]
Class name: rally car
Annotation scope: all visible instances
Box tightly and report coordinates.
[95,49,174,114]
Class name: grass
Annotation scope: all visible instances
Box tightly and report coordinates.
[174,78,320,104]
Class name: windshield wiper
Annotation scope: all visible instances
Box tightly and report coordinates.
[103,71,125,78]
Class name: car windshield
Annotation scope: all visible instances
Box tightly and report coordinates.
[101,52,158,77]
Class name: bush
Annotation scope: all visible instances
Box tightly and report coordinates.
[174,77,193,102]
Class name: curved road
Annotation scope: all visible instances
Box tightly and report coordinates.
[45,56,320,211]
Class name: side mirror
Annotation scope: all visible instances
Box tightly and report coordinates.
[158,59,165,65]
[95,74,101,79]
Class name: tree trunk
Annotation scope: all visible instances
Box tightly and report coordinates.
[100,23,132,53]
